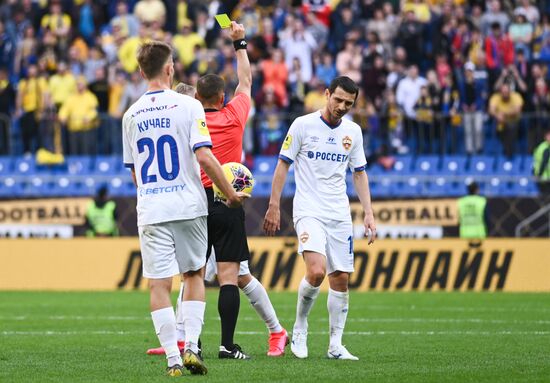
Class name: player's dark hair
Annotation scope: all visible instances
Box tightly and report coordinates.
[196,74,225,104]
[467,181,479,195]
[97,185,108,199]
[137,41,172,79]
[328,76,359,101]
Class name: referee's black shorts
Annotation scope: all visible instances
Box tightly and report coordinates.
[205,187,250,263]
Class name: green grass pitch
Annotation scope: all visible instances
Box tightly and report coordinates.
[0,291,549,382]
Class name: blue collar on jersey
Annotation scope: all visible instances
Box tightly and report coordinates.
[145,90,165,95]
[319,114,342,129]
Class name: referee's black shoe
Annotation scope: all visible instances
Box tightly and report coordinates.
[218,344,251,360]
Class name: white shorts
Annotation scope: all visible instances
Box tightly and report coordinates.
[204,248,250,283]
[138,216,208,279]
[294,216,354,274]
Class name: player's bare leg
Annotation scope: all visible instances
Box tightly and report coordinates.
[326,271,358,361]
[238,273,288,356]
[149,277,184,375]
[291,251,325,359]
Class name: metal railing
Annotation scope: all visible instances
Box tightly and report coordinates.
[515,203,550,237]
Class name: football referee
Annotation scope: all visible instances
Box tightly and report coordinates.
[195,21,257,359]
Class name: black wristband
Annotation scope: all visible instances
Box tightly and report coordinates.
[233,39,247,50]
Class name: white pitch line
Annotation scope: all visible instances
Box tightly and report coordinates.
[1,330,549,336]
[1,315,549,325]
[364,304,550,313]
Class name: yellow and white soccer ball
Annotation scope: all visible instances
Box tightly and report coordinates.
[213,162,255,200]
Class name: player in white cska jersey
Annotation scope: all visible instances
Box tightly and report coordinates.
[263,76,376,361]
[122,41,247,377]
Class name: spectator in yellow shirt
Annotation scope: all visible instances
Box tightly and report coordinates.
[40,1,71,51]
[172,19,206,68]
[107,70,127,154]
[402,0,431,23]
[489,83,524,158]
[58,76,99,155]
[49,62,77,109]
[118,25,151,74]
[16,64,48,154]
[304,77,326,113]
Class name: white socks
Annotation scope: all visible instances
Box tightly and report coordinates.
[327,288,349,349]
[151,307,182,367]
[175,282,185,342]
[242,276,283,334]
[293,278,320,331]
[181,301,205,353]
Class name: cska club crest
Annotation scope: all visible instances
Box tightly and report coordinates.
[342,136,352,150]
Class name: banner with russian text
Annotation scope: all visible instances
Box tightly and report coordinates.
[0,238,548,291]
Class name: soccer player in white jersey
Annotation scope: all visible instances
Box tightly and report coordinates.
[263,76,377,360]
[122,41,248,377]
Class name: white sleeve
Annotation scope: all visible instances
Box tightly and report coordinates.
[187,98,212,152]
[348,129,367,172]
[279,118,302,164]
[122,112,134,170]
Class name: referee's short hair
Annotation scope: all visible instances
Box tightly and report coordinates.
[137,41,172,80]
[196,74,225,104]
[328,76,359,101]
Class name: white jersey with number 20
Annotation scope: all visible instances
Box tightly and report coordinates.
[279,111,367,222]
[122,89,212,226]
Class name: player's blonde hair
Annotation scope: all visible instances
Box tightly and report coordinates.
[175,82,196,97]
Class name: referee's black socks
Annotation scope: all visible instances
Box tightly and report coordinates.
[218,284,240,349]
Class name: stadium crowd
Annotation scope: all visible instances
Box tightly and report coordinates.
[1,0,550,161]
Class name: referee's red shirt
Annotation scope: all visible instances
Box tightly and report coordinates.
[201,92,250,188]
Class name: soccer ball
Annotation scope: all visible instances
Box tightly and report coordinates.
[212,162,254,200]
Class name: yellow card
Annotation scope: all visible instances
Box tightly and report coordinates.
[215,13,232,29]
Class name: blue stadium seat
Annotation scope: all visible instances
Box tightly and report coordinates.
[469,155,495,175]
[0,156,13,174]
[50,177,80,197]
[521,155,534,175]
[441,155,468,175]
[77,176,99,196]
[254,155,278,175]
[392,155,413,174]
[120,181,137,197]
[93,155,121,175]
[423,177,448,197]
[252,182,271,197]
[107,176,129,196]
[253,155,278,196]
[13,156,36,175]
[415,155,440,175]
[366,163,385,175]
[446,181,467,197]
[369,176,392,198]
[508,176,538,196]
[65,156,93,175]
[495,156,522,176]
[483,177,503,196]
[0,177,23,197]
[390,177,420,197]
